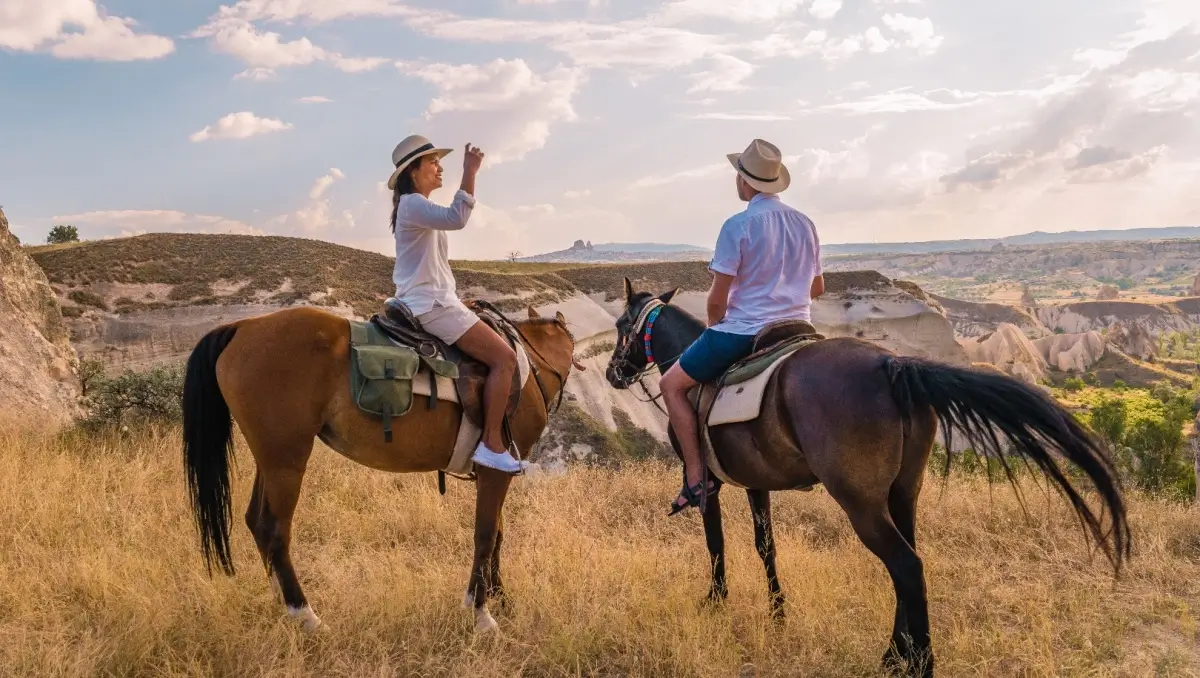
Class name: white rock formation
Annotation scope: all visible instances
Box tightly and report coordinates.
[0,209,80,425]
[957,323,1047,385]
[1033,331,1106,372]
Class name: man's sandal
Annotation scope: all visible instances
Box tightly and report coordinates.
[668,480,714,516]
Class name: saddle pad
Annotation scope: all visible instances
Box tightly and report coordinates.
[410,341,532,403]
[708,341,807,426]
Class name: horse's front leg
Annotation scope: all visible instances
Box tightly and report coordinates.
[747,489,785,621]
[701,483,728,606]
[465,467,512,632]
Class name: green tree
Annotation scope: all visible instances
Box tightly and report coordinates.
[46,224,79,244]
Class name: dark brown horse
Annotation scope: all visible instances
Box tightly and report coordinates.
[181,305,579,633]
[605,279,1130,677]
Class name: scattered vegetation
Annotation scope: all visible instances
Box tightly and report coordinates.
[575,340,616,362]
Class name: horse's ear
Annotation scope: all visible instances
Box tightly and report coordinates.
[658,287,681,305]
[555,310,566,323]
[623,276,634,302]
[527,306,540,319]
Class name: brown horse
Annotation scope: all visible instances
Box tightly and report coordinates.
[181,304,579,633]
[605,280,1131,677]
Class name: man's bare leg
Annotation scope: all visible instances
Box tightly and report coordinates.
[660,363,708,510]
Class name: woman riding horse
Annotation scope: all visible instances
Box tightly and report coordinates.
[387,134,524,475]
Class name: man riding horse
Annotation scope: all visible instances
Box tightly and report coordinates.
[661,138,826,516]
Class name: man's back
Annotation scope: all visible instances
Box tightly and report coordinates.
[708,193,821,335]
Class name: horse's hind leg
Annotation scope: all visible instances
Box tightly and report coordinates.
[827,484,932,677]
[245,451,320,633]
[747,489,785,620]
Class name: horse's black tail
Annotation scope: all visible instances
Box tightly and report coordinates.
[182,324,239,577]
[884,356,1131,574]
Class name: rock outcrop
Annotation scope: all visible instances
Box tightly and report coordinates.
[1106,322,1158,361]
[958,324,1047,385]
[0,209,80,424]
[1032,331,1105,372]
[930,294,1049,339]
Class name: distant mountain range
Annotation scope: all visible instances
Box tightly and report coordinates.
[821,226,1200,257]
[519,226,1200,263]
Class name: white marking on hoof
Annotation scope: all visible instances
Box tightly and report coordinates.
[474,604,498,633]
[288,605,324,634]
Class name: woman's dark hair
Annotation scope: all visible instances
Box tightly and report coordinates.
[389,156,423,233]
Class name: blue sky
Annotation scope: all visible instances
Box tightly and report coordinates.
[2,0,1198,259]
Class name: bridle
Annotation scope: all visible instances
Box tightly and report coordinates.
[606,298,675,415]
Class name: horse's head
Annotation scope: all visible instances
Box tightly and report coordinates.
[606,276,680,390]
[516,306,585,408]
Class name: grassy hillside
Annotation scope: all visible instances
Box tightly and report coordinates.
[29,233,898,319]
[1,425,1196,676]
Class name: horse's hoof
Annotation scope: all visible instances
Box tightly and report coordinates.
[289,606,324,634]
[474,606,499,633]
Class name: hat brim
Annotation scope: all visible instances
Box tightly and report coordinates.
[726,153,790,194]
[387,147,454,191]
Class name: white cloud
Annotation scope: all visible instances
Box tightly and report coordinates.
[310,169,345,200]
[809,0,843,20]
[656,0,806,23]
[687,54,756,93]
[630,162,726,190]
[296,96,333,104]
[882,14,943,55]
[399,59,583,163]
[189,112,294,142]
[191,6,392,78]
[267,169,353,234]
[564,189,592,199]
[0,0,174,60]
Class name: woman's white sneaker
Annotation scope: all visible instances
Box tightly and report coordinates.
[470,443,525,474]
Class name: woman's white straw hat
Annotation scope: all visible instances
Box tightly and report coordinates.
[727,138,791,194]
[388,134,453,190]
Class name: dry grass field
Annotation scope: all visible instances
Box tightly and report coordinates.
[1,424,1198,677]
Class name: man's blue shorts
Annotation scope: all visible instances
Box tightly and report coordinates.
[677,328,756,383]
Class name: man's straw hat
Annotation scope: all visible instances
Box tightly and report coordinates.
[726,138,791,194]
[388,134,453,191]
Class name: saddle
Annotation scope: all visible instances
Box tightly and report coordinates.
[348,298,525,444]
[690,318,825,489]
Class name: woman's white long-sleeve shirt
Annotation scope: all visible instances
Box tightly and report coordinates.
[392,189,476,315]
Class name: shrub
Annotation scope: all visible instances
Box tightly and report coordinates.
[1082,391,1195,501]
[1063,377,1085,391]
[79,363,184,431]
[46,224,78,244]
[68,290,108,311]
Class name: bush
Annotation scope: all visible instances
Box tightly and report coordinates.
[68,290,108,311]
[1081,391,1195,501]
[79,363,184,431]
[1063,377,1085,391]
[46,224,78,244]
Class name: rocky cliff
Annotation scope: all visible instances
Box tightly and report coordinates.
[0,209,79,424]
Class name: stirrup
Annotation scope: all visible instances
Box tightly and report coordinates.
[668,479,712,517]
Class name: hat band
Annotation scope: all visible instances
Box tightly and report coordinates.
[738,158,778,183]
[394,142,435,169]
